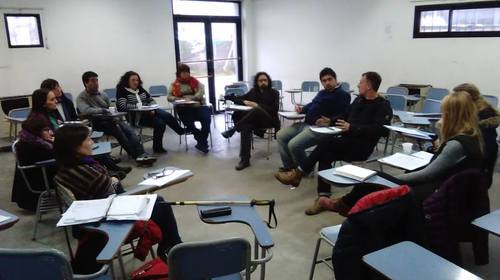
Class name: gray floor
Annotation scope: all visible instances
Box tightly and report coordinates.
[0,115,498,279]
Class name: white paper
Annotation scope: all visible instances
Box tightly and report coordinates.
[139,104,159,110]
[139,170,191,187]
[107,196,148,216]
[0,215,10,223]
[379,153,431,171]
[384,125,432,139]
[107,194,157,221]
[412,151,434,161]
[227,104,252,111]
[278,111,305,118]
[57,196,114,226]
[310,126,342,134]
[334,165,377,181]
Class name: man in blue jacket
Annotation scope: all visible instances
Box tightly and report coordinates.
[275,67,350,177]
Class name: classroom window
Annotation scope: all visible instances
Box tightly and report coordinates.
[172,0,239,17]
[3,14,44,48]
[414,1,500,38]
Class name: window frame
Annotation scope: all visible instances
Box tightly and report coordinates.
[413,1,500,38]
[3,13,44,48]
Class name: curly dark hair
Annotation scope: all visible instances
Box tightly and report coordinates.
[54,124,91,167]
[253,72,272,90]
[116,71,144,91]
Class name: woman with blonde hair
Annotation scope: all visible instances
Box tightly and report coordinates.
[320,91,484,216]
[453,83,498,187]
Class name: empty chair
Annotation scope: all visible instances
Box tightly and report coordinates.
[421,99,441,114]
[386,94,407,111]
[340,82,350,92]
[386,86,409,96]
[272,80,283,92]
[7,107,31,138]
[0,96,30,116]
[0,248,110,280]
[426,87,449,101]
[168,238,251,280]
[64,92,74,102]
[309,224,342,279]
[302,81,320,92]
[149,85,168,97]
[103,88,117,102]
[483,94,498,108]
[225,87,247,97]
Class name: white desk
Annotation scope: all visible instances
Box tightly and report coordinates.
[363,241,483,280]
[472,209,500,237]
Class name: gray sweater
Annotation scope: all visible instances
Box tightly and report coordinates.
[77,90,111,116]
[396,140,466,185]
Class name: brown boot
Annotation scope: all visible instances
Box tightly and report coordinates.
[305,198,326,215]
[274,168,303,187]
[319,196,351,217]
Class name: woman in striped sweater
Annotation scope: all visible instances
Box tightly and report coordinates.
[53,124,182,260]
[116,71,185,153]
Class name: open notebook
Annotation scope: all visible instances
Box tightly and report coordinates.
[379,151,433,171]
[334,165,377,181]
[57,194,157,227]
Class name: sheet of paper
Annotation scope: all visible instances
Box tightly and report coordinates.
[412,151,434,161]
[107,194,157,221]
[379,153,430,171]
[278,111,305,118]
[310,126,342,134]
[107,195,148,216]
[138,170,191,187]
[57,196,114,227]
[227,104,252,111]
[0,215,10,223]
[139,104,159,110]
[334,165,377,181]
[384,125,432,139]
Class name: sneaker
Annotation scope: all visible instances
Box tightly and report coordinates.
[274,168,303,187]
[305,198,326,215]
[319,196,350,217]
[235,160,250,171]
[195,144,209,154]
[136,154,157,166]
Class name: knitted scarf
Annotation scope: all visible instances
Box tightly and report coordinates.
[171,76,199,97]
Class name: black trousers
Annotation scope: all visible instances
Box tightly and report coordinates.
[232,107,279,161]
[139,109,184,150]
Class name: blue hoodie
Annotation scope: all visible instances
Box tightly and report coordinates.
[302,86,351,125]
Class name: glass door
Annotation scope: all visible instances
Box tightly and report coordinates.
[173,1,242,111]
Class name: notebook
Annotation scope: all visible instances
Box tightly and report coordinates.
[310,126,342,134]
[384,125,433,140]
[334,165,377,181]
[378,151,433,171]
[56,194,157,227]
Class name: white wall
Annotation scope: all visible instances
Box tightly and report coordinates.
[250,0,500,110]
[0,0,178,97]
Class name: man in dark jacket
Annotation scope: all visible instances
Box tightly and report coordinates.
[222,72,280,170]
[275,68,350,174]
[275,72,393,215]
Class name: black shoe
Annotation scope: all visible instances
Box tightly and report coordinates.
[136,154,157,166]
[116,165,132,174]
[153,147,168,154]
[109,170,127,180]
[221,128,236,139]
[235,160,250,171]
[195,144,209,154]
[111,156,121,164]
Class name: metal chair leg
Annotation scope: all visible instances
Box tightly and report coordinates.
[309,238,323,280]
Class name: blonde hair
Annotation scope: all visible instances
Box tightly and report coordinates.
[453,83,494,112]
[440,91,482,152]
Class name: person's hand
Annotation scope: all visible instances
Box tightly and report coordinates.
[335,119,350,131]
[41,129,55,142]
[315,116,331,127]
[43,135,55,142]
[295,106,303,113]
[243,100,258,108]
[111,177,120,184]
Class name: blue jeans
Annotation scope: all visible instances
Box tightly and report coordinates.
[276,122,329,169]
[93,119,144,158]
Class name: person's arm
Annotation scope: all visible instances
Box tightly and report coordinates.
[256,89,279,113]
[348,100,392,138]
[167,84,177,102]
[396,140,466,185]
[77,94,108,115]
[85,166,116,199]
[329,93,351,125]
[143,90,156,105]
[192,83,205,102]
[116,88,136,111]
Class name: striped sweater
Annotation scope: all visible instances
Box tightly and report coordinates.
[116,87,156,112]
[54,163,115,200]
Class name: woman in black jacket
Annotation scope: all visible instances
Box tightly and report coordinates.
[116,71,184,153]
